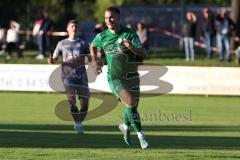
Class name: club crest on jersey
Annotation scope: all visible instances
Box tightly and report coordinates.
[117,38,123,44]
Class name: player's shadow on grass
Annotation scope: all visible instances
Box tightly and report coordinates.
[1,124,240,149]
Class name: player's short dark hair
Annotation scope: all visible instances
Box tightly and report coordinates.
[106,7,120,15]
[67,19,79,27]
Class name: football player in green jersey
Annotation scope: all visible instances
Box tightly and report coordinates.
[90,7,149,149]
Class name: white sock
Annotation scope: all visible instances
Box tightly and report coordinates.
[137,131,144,139]
[122,123,129,130]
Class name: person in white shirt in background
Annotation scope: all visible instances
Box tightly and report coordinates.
[5,20,22,59]
[0,25,6,55]
[34,10,53,60]
[136,22,148,50]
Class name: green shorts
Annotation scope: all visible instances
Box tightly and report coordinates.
[108,77,140,100]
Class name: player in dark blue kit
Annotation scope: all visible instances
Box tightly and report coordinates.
[48,20,90,133]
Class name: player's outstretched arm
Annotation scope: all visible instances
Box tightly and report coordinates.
[90,44,102,74]
[90,44,97,61]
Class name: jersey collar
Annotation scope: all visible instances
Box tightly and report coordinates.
[68,37,79,42]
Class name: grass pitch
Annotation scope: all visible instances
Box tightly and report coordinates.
[0,92,240,160]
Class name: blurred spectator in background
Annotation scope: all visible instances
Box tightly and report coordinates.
[235,33,240,64]
[5,20,23,59]
[0,24,6,55]
[235,41,240,64]
[32,18,43,37]
[126,23,133,29]
[93,22,106,34]
[182,11,197,61]
[33,10,53,60]
[136,22,148,50]
[201,8,216,59]
[215,9,236,62]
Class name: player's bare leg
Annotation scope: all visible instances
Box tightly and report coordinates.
[79,98,89,123]
[119,88,149,149]
[66,88,85,134]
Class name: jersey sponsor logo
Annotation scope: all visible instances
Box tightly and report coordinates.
[76,43,81,47]
[64,45,71,48]
[73,49,80,55]
[103,43,128,54]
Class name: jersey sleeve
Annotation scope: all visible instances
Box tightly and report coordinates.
[53,41,62,59]
[92,33,102,48]
[131,31,143,49]
[82,41,91,60]
[82,41,90,55]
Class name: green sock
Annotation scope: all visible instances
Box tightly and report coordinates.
[123,109,131,126]
[125,107,142,132]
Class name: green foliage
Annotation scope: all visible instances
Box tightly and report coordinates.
[29,0,97,28]
[0,0,29,28]
[0,0,97,29]
[93,0,231,22]
[94,0,125,22]
[73,0,96,21]
[30,0,65,27]
[108,0,231,5]
[0,0,233,30]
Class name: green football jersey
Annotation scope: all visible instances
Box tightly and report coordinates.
[92,27,143,80]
